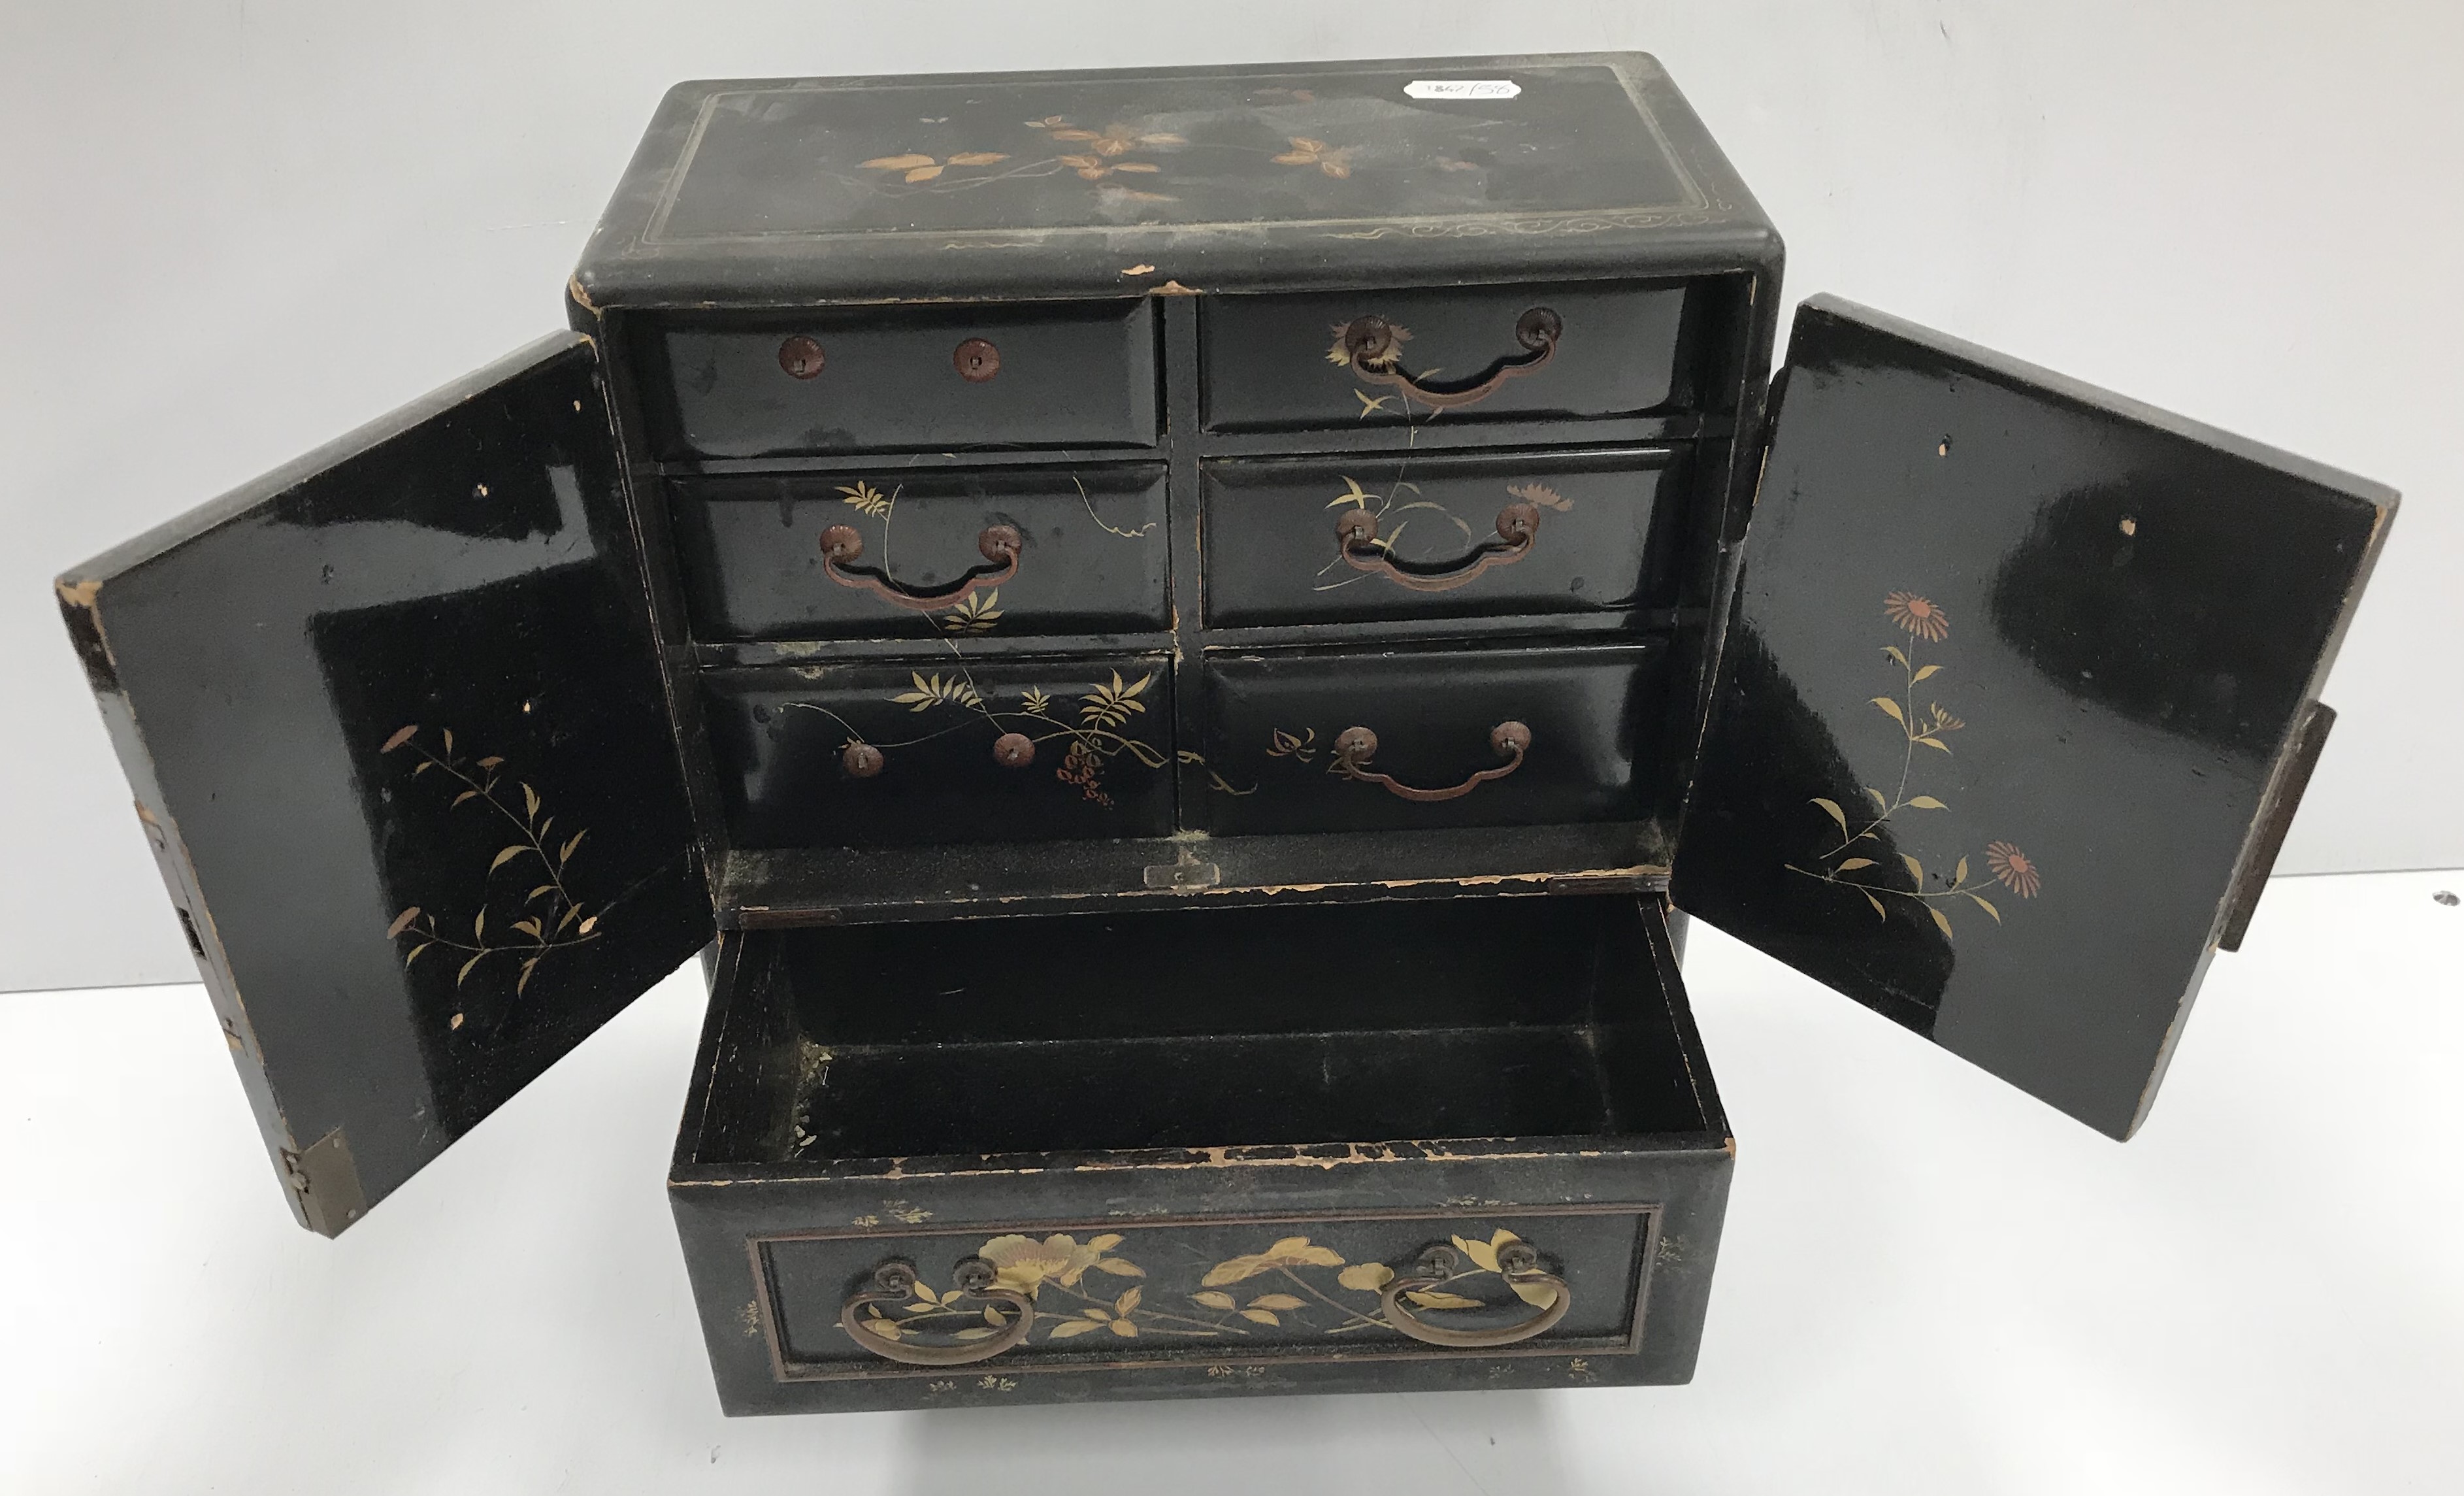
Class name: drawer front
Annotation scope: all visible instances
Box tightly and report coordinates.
[1202,448,1681,628]
[671,465,1170,642]
[705,655,1174,847]
[1201,281,1692,433]
[754,1208,1653,1382]
[640,301,1158,458]
[1190,643,1659,835]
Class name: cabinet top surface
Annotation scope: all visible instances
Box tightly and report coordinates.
[572,52,1777,306]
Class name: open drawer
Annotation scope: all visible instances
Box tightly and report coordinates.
[669,893,1732,1414]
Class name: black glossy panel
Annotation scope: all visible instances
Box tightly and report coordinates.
[637,301,1157,458]
[706,655,1176,847]
[670,465,1168,642]
[654,65,1694,241]
[576,55,1779,307]
[1194,642,1661,835]
[1202,282,1690,431]
[1674,296,2393,1139]
[1203,447,1678,627]
[59,335,711,1227]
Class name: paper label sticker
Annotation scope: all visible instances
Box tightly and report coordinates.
[1405,79,1520,101]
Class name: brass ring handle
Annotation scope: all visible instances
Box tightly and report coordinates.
[1338,501,1539,592]
[819,524,1021,612]
[838,1255,1034,1367]
[1341,307,1562,410]
[1378,1242,1571,1349]
[1333,720,1530,803]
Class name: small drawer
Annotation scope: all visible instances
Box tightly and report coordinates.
[1201,280,1694,433]
[636,301,1158,459]
[1189,642,1661,835]
[1202,448,1683,628]
[670,465,1169,642]
[704,654,1174,848]
[672,896,1732,1412]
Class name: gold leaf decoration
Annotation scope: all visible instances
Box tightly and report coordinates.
[1788,592,2043,931]
[1202,1237,1345,1287]
[1337,1263,1393,1293]
[836,480,892,518]
[382,726,606,1005]
[1505,481,1573,512]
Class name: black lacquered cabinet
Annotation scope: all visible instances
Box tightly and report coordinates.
[56,54,2395,1414]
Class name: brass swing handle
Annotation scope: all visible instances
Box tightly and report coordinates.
[1333,721,1530,803]
[819,524,1021,612]
[1338,501,1539,592]
[1341,307,1562,410]
[1379,1241,1571,1349]
[838,1255,1035,1367]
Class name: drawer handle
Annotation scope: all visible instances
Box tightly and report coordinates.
[1333,720,1530,803]
[839,1255,1034,1367]
[1379,1241,1571,1349]
[1340,307,1562,411]
[1337,501,1539,592]
[818,524,1021,611]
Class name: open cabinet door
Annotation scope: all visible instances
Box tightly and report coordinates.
[57,333,712,1233]
[1672,297,2393,1139]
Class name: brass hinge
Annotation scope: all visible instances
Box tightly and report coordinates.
[278,1126,368,1238]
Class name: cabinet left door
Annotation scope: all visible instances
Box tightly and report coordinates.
[56,333,714,1235]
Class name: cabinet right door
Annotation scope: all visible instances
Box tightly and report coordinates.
[1673,295,2395,1139]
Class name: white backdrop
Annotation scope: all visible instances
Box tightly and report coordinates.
[3,1,2457,991]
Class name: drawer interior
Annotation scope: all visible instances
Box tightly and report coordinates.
[684,894,1712,1169]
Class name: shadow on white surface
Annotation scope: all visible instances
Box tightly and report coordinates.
[2,871,2458,1493]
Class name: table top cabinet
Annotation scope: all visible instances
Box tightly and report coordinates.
[55,53,2394,1414]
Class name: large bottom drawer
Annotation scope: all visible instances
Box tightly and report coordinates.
[669,893,1730,1414]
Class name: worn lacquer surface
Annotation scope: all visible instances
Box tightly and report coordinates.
[56,335,712,1231]
[1673,297,2394,1138]
[572,53,1777,304]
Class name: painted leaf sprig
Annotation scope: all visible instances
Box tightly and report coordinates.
[939,588,1003,635]
[837,480,893,518]
[378,725,604,1020]
[1273,137,1355,178]
[892,671,983,712]
[1505,481,1573,512]
[1783,593,2041,940]
[859,150,1010,184]
[1079,669,1154,730]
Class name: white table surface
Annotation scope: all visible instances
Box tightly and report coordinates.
[5,869,2459,1494]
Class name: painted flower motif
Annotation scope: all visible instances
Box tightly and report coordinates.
[1055,153,1164,182]
[1884,591,1952,642]
[1986,841,2041,897]
[1200,1236,1345,1287]
[1047,121,1187,157]
[1274,137,1355,178]
[1325,319,1410,369]
[977,1232,1138,1295]
[1884,591,1950,642]
[859,150,1009,184]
